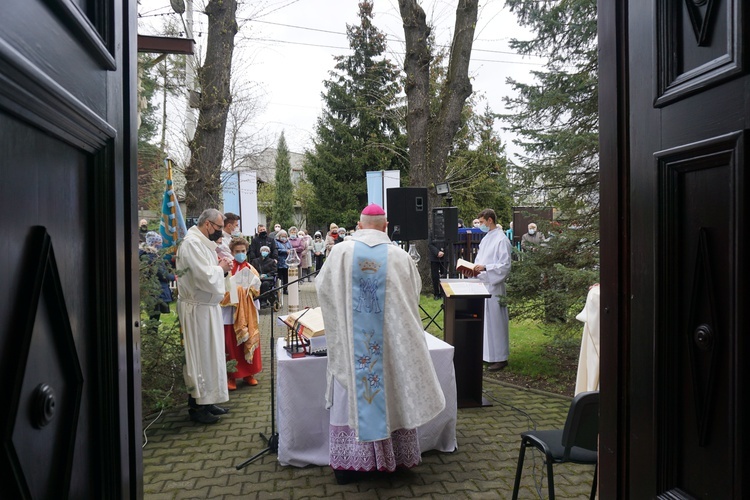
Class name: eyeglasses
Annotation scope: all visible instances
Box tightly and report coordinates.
[209,220,223,231]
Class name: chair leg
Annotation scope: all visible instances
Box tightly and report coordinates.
[546,455,555,500]
[511,439,527,500]
[590,463,598,500]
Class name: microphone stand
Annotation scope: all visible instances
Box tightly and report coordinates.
[235,267,322,470]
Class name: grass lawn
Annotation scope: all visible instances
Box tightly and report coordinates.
[419,294,579,397]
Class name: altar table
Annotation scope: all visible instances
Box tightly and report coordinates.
[276,332,458,467]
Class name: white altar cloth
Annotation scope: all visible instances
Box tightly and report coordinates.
[276,332,458,467]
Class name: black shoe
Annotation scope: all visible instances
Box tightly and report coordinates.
[189,395,229,415]
[206,404,229,415]
[487,361,508,371]
[333,469,356,485]
[189,407,219,424]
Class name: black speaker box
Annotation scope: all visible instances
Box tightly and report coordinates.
[386,187,428,241]
[432,207,458,243]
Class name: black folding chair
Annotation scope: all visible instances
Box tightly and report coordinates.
[511,391,599,500]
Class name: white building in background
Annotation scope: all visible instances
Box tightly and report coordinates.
[223,146,307,233]
[241,147,306,185]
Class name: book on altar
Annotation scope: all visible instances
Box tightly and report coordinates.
[456,258,479,277]
[282,307,325,338]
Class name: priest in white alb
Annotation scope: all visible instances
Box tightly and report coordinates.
[176,208,234,424]
[316,203,446,484]
[468,208,513,371]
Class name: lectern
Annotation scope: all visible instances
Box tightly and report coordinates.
[441,278,492,408]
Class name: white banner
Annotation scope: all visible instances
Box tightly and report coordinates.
[238,170,258,235]
[366,170,400,214]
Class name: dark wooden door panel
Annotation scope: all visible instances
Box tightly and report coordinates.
[656,133,741,497]
[608,0,748,497]
[0,1,140,497]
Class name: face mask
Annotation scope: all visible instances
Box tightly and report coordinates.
[232,230,241,237]
[234,252,246,263]
[275,226,281,232]
[259,231,267,238]
[479,224,489,233]
[208,228,222,242]
[289,233,297,239]
[528,229,536,235]
[473,222,481,228]
[140,225,148,232]
[261,251,269,258]
[279,238,288,243]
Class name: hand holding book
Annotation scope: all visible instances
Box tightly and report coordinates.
[456,258,484,278]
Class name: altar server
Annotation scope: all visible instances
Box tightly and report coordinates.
[316,203,445,484]
[467,208,513,371]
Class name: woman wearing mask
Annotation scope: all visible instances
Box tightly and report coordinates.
[139,231,174,327]
[221,238,262,389]
[325,223,339,257]
[312,231,326,273]
[275,229,292,294]
[251,245,277,307]
[299,230,314,281]
[288,226,308,282]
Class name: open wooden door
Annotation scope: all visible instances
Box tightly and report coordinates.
[600,1,748,497]
[0,1,141,497]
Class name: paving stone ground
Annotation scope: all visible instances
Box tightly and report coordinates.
[142,280,596,499]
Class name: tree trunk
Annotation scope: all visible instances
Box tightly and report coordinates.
[184,0,238,216]
[398,0,478,286]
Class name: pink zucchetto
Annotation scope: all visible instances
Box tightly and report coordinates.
[361,203,386,216]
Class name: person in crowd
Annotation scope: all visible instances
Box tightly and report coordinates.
[139,218,149,243]
[298,230,314,281]
[216,212,240,260]
[250,245,277,308]
[427,232,448,300]
[460,208,512,371]
[337,227,349,242]
[472,219,481,228]
[521,222,545,251]
[312,231,326,272]
[316,203,445,485]
[139,231,174,326]
[269,223,282,241]
[325,223,340,256]
[249,224,278,261]
[275,229,292,294]
[221,237,262,390]
[505,221,514,245]
[176,208,232,424]
[222,213,241,243]
[288,226,309,280]
[457,219,464,229]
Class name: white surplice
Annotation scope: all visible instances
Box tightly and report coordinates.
[474,226,512,363]
[176,225,229,406]
[316,229,446,439]
[575,285,601,394]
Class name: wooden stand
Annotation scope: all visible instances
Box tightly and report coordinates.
[441,279,492,408]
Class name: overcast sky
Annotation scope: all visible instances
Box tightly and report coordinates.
[138,0,543,160]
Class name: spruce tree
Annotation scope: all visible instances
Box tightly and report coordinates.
[304,1,407,229]
[503,0,599,337]
[272,132,294,230]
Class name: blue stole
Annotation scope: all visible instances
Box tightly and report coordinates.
[351,241,388,441]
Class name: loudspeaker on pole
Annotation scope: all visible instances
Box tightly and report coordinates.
[432,207,458,243]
